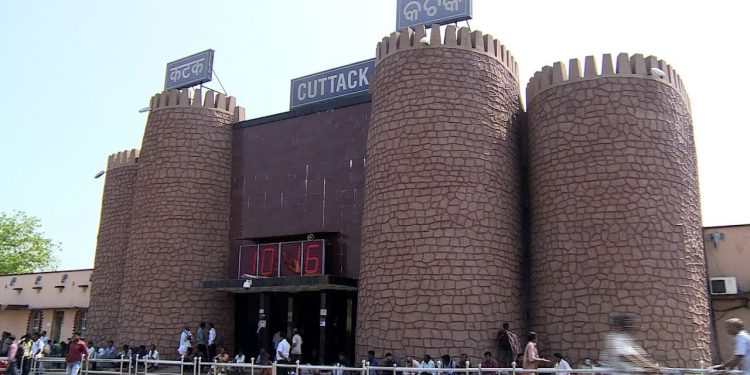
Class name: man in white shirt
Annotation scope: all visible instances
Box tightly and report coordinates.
[553,353,572,375]
[275,332,290,364]
[178,326,192,357]
[208,323,217,360]
[146,345,160,369]
[711,318,750,375]
[291,328,302,363]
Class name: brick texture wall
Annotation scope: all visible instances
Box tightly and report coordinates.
[357,43,524,360]
[88,153,138,345]
[527,76,710,366]
[117,104,235,355]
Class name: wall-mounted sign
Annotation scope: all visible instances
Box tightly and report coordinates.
[164,49,214,90]
[238,240,325,278]
[396,0,472,30]
[290,59,375,110]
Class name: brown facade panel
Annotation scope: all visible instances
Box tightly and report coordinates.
[358,45,524,360]
[230,103,370,278]
[527,76,710,366]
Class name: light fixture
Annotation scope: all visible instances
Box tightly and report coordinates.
[138,107,150,113]
[650,67,666,78]
[94,170,106,179]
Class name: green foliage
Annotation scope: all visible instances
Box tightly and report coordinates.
[0,211,59,275]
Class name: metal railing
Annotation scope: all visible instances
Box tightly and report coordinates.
[1,357,743,375]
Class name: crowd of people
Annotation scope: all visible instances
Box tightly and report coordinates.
[0,330,159,375]
[2,315,747,375]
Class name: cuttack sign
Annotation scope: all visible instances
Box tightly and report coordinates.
[290,59,375,109]
[396,0,473,30]
[164,49,214,90]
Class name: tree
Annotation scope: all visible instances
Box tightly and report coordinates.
[0,211,59,275]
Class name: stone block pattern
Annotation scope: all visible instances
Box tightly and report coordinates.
[357,47,524,361]
[527,77,710,366]
[117,107,234,357]
[88,163,137,345]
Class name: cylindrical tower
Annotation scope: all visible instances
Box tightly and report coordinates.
[117,89,244,355]
[526,53,710,366]
[357,25,524,360]
[88,149,139,345]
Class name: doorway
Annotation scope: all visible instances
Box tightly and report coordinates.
[51,310,65,342]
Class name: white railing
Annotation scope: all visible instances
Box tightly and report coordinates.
[1,356,743,375]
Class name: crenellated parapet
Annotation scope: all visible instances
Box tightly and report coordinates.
[107,149,139,171]
[149,88,246,122]
[376,24,519,80]
[526,52,688,105]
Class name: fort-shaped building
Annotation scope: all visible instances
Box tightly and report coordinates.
[86,22,710,366]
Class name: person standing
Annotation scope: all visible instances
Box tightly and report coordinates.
[553,353,572,375]
[178,326,192,357]
[275,333,290,364]
[6,335,18,375]
[65,333,87,375]
[522,332,551,369]
[196,322,208,360]
[20,335,33,375]
[710,318,750,375]
[496,323,522,368]
[208,323,217,360]
[271,331,282,359]
[367,351,380,375]
[290,328,302,363]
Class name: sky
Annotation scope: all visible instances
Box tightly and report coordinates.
[0,0,748,271]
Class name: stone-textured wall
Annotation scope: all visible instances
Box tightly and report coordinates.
[115,90,242,356]
[88,150,138,345]
[526,54,710,366]
[357,25,524,360]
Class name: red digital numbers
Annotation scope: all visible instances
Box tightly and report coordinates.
[239,240,323,278]
[303,241,323,276]
[259,245,278,277]
[280,242,302,277]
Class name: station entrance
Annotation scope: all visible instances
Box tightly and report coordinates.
[234,286,357,365]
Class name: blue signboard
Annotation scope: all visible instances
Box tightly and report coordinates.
[290,59,375,109]
[164,49,214,90]
[396,0,472,30]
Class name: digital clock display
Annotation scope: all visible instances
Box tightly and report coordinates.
[238,240,325,278]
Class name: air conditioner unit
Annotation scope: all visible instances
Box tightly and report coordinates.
[710,277,738,295]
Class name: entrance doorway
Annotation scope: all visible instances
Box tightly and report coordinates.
[234,290,357,365]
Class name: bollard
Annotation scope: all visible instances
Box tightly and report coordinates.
[364,360,370,375]
[251,358,255,375]
[272,361,277,375]
[511,361,516,375]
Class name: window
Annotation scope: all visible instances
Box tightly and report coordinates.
[29,310,43,334]
[76,309,88,336]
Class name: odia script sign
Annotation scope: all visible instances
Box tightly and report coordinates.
[396,0,473,30]
[164,49,214,90]
[290,59,375,110]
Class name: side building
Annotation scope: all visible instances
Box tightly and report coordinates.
[703,224,750,362]
[0,269,91,342]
